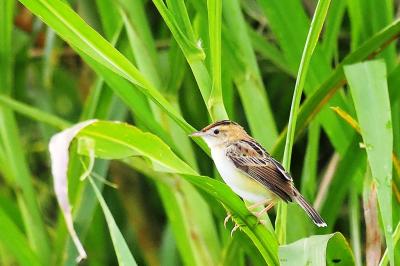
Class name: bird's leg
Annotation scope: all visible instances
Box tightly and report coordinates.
[224,214,241,236]
[223,213,241,236]
[225,199,272,236]
[247,198,270,211]
[224,199,269,228]
[229,203,275,237]
[255,201,276,219]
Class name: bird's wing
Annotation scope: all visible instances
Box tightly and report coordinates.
[226,139,294,202]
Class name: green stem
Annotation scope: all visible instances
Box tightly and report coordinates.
[0,95,71,129]
[379,221,400,266]
[207,0,227,121]
[350,188,362,266]
[275,0,332,244]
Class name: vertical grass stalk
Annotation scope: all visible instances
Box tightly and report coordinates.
[275,0,332,244]
[207,0,228,120]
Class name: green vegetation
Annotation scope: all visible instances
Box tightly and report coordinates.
[0,0,399,265]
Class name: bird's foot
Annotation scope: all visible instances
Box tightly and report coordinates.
[224,212,232,228]
[224,212,242,236]
[230,222,240,237]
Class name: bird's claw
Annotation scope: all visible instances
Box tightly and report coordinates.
[224,212,241,236]
[230,223,240,237]
[224,213,232,228]
[224,205,269,237]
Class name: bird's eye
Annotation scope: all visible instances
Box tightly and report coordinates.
[213,129,220,135]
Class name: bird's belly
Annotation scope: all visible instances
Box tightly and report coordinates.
[212,149,272,203]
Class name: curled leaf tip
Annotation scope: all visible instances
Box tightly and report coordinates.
[49,119,97,262]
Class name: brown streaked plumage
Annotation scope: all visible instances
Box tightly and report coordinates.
[191,120,326,227]
[200,120,238,132]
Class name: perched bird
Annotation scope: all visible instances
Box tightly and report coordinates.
[191,120,326,232]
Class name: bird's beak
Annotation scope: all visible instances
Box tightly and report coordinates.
[189,131,206,137]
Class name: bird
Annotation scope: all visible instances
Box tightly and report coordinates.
[190,120,326,233]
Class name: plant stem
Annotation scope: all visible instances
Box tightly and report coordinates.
[275,0,332,244]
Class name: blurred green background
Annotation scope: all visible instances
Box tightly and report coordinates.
[0,0,399,265]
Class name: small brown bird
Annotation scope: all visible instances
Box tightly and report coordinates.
[191,120,326,231]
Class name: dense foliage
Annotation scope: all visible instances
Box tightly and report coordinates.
[0,0,399,265]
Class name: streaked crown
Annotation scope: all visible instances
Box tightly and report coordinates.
[195,120,249,147]
[200,120,239,132]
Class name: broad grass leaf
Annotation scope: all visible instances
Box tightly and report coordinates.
[0,207,41,266]
[78,121,196,175]
[76,120,279,265]
[279,233,354,266]
[345,60,394,265]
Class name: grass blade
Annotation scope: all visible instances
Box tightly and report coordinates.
[153,0,228,120]
[89,177,138,265]
[344,60,394,265]
[0,95,70,129]
[0,0,13,95]
[76,121,279,265]
[276,0,332,244]
[0,207,42,266]
[350,188,363,266]
[0,1,51,262]
[271,19,400,158]
[207,0,226,120]
[279,233,354,265]
[19,0,197,137]
[222,0,278,148]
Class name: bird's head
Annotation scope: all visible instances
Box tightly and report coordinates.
[190,120,248,147]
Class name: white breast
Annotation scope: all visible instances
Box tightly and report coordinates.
[211,147,272,203]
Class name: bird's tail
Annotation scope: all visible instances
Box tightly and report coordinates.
[293,188,327,227]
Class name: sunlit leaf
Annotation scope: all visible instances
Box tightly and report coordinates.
[279,233,354,265]
[345,60,394,265]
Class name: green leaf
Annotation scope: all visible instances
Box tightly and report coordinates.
[347,0,396,70]
[344,59,394,265]
[300,122,320,201]
[156,180,219,265]
[222,0,278,149]
[0,95,70,129]
[279,233,354,266]
[320,0,346,62]
[258,0,353,159]
[249,27,295,76]
[276,0,332,244]
[207,0,226,120]
[78,121,195,174]
[380,220,400,266]
[0,207,41,266]
[271,19,400,158]
[95,0,121,40]
[89,178,138,266]
[124,156,220,266]
[153,0,228,120]
[350,188,363,266]
[319,139,366,230]
[0,0,14,94]
[18,0,197,139]
[77,121,279,265]
[0,1,51,262]
[152,0,204,61]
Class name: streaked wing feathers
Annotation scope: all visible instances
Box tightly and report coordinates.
[226,140,293,202]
